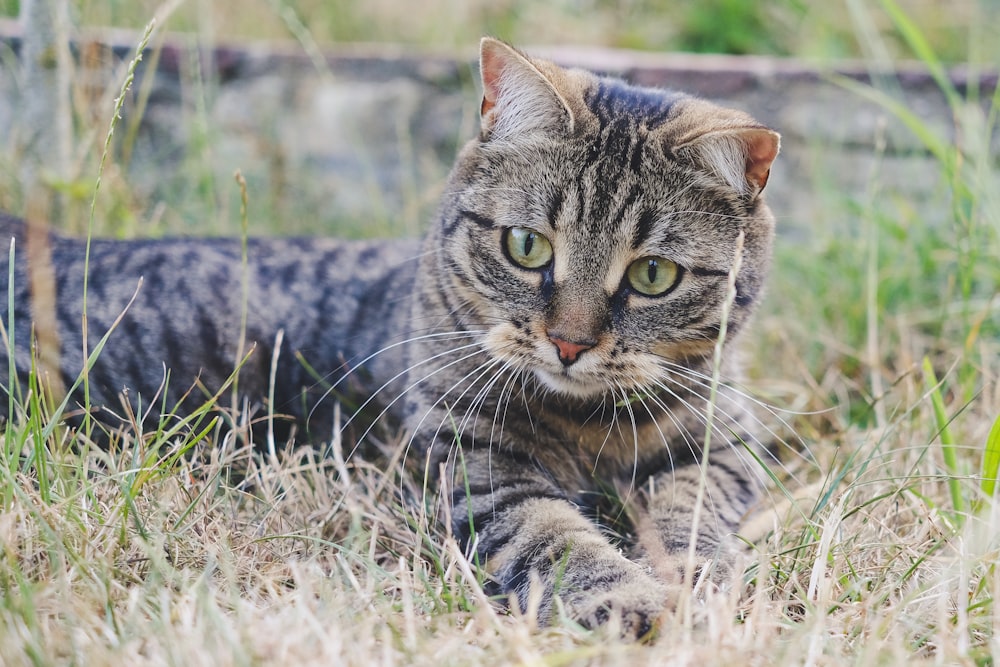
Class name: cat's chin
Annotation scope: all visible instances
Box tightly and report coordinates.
[533,369,608,400]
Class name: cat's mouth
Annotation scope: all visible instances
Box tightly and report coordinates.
[533,367,609,399]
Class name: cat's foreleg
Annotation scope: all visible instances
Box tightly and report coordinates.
[449,448,667,637]
[631,445,757,598]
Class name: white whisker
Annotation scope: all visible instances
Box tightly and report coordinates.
[653,358,815,471]
[342,342,492,460]
[305,329,485,418]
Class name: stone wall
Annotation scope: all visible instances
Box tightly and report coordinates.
[0,21,997,242]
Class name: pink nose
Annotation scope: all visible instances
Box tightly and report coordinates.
[547,334,594,366]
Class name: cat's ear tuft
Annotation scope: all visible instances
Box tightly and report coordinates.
[679,127,780,198]
[479,37,574,140]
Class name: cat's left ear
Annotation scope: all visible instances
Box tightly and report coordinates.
[479,37,575,140]
[678,128,781,198]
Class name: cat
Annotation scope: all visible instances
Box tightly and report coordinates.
[1,38,779,637]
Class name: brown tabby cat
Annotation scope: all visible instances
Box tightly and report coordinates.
[1,38,779,637]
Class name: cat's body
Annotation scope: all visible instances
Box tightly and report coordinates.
[2,39,779,636]
[0,214,419,436]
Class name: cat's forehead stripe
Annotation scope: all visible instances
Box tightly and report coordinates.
[546,189,566,230]
[586,78,679,130]
[631,210,658,250]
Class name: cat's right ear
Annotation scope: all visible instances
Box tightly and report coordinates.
[479,37,574,140]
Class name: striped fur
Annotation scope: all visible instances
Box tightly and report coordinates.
[0,39,779,637]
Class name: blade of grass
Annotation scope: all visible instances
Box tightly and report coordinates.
[979,413,1000,501]
[39,278,145,444]
[878,0,962,109]
[3,239,18,505]
[82,21,157,441]
[26,350,52,504]
[922,357,964,518]
[828,73,953,167]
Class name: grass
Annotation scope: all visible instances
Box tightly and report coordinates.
[2,0,1000,665]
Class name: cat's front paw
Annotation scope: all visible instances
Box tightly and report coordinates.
[561,574,668,640]
[542,554,672,640]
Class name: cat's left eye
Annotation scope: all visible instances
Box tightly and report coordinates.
[626,256,679,296]
[504,227,553,270]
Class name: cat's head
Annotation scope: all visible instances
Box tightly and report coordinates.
[432,38,780,400]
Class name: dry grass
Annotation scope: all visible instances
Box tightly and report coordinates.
[3,390,998,665]
[2,1,1000,665]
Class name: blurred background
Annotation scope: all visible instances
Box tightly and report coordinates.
[2,0,997,60]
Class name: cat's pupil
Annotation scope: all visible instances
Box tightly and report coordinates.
[524,234,534,256]
[646,260,657,284]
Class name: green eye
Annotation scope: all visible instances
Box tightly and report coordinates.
[504,227,553,269]
[626,256,679,296]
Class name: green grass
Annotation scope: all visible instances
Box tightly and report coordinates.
[2,0,1000,665]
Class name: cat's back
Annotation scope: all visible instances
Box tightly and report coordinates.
[0,211,26,243]
[0,215,423,432]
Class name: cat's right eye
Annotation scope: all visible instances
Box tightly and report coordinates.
[504,227,553,270]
